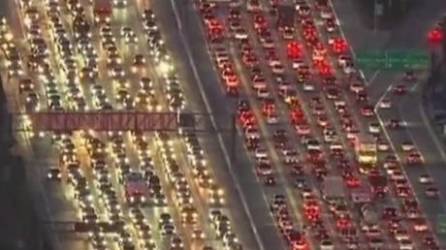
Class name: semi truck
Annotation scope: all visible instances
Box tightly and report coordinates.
[93,0,112,24]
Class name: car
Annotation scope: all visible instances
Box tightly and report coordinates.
[320,239,334,250]
[413,218,428,232]
[113,0,128,8]
[425,186,439,199]
[47,167,62,181]
[423,236,439,249]
[406,150,423,165]
[418,174,433,184]
[360,105,374,117]
[393,84,406,95]
[404,70,416,82]
[368,122,380,134]
[302,82,315,92]
[379,98,391,109]
[401,141,415,152]
[191,228,205,240]
[398,239,414,250]
[388,119,404,129]
[264,175,276,186]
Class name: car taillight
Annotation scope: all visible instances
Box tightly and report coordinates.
[428,27,443,43]
[332,38,348,54]
[287,41,301,59]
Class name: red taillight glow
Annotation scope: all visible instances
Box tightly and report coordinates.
[331,38,348,54]
[428,28,443,43]
[287,41,302,59]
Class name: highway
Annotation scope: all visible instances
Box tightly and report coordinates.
[0,0,257,250]
[151,1,288,250]
[1,0,446,249]
[169,0,446,249]
[333,0,446,244]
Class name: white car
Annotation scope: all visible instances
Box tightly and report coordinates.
[266,113,279,124]
[401,142,415,152]
[398,239,414,250]
[320,9,334,19]
[303,82,315,92]
[255,148,268,159]
[292,59,305,69]
[320,240,334,250]
[377,142,390,152]
[379,98,391,109]
[256,86,270,98]
[368,122,380,134]
[394,229,409,241]
[234,28,248,40]
[271,64,285,74]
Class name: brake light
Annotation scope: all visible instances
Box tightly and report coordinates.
[428,27,443,43]
[287,41,302,59]
[331,38,348,54]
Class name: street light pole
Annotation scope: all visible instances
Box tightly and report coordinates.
[373,0,377,33]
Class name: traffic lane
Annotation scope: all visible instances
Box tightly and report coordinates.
[152,0,284,249]
[377,106,446,241]
[122,3,246,249]
[145,1,264,249]
[119,139,172,250]
[399,93,446,205]
[247,17,353,250]
[238,10,359,249]
[3,3,78,248]
[254,4,371,246]
[170,139,224,249]
[229,39,311,240]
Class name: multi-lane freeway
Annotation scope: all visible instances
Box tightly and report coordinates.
[0,0,257,250]
[1,0,446,250]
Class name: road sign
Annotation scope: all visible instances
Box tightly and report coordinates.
[356,50,429,70]
[437,214,446,234]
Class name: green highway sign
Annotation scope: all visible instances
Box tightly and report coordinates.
[356,50,429,70]
[437,214,446,234]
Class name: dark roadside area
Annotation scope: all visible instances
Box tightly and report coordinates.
[352,0,418,30]
[0,79,50,250]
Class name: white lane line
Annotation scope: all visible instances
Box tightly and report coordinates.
[367,70,381,86]
[169,1,266,250]
[418,98,446,163]
[374,84,393,113]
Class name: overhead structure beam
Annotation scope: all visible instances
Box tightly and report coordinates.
[12,111,232,132]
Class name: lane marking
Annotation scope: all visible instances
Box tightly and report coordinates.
[367,70,381,86]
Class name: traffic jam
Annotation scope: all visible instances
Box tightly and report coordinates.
[197,0,440,249]
[0,0,244,250]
